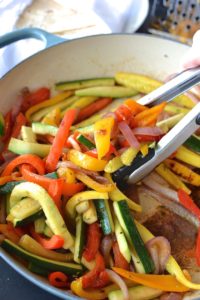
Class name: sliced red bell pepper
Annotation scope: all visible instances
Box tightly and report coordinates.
[135,134,163,142]
[0,223,20,243]
[2,154,45,176]
[112,241,129,270]
[48,271,69,288]
[105,144,118,160]
[178,189,200,220]
[62,182,85,197]
[114,104,133,124]
[195,228,200,266]
[76,97,112,123]
[83,222,102,262]
[48,179,64,212]
[82,252,110,289]
[1,110,12,143]
[20,87,50,113]
[10,112,27,139]
[45,109,77,173]
[84,149,98,158]
[30,227,64,250]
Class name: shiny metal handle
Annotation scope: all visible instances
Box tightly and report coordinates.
[127,102,200,184]
[138,67,200,106]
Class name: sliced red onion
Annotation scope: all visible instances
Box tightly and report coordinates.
[67,135,81,151]
[118,121,140,149]
[160,292,183,300]
[149,172,170,187]
[142,175,179,202]
[132,127,163,136]
[146,236,171,274]
[100,235,113,267]
[105,269,130,300]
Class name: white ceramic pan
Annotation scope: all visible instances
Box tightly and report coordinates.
[0,28,195,299]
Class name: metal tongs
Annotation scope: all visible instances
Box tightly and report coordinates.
[112,67,200,187]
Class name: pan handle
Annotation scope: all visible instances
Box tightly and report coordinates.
[0,28,65,49]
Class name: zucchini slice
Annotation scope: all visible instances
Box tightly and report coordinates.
[1,239,83,277]
[75,86,138,98]
[74,215,86,263]
[113,200,154,273]
[94,199,114,235]
[55,77,115,91]
[184,134,200,153]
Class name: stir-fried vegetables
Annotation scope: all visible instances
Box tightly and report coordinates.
[0,71,200,300]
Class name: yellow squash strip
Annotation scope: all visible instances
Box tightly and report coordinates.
[164,104,190,115]
[19,234,73,262]
[76,201,90,214]
[105,173,142,212]
[10,182,74,249]
[104,156,124,173]
[25,91,73,121]
[94,117,114,159]
[65,191,108,218]
[57,167,76,184]
[67,149,107,171]
[156,163,191,194]
[75,172,115,192]
[82,201,98,224]
[61,96,98,117]
[135,220,200,290]
[175,146,200,168]
[164,159,200,186]
[115,72,194,108]
[41,107,61,126]
[120,147,139,166]
[71,278,106,300]
[112,268,189,292]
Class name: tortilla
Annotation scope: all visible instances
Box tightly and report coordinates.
[15,0,110,37]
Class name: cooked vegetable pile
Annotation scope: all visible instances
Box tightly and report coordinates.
[0,72,200,300]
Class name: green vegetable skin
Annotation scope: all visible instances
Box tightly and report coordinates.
[184,134,200,153]
[1,239,83,277]
[77,134,95,149]
[113,200,155,273]
[94,199,114,235]
[55,77,115,90]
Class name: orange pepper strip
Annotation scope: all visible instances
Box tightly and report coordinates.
[45,109,77,173]
[112,267,190,292]
[134,102,166,127]
[48,179,64,212]
[124,98,147,115]
[2,154,45,176]
[48,271,69,288]
[0,174,19,185]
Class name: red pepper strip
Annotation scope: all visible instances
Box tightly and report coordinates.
[82,252,110,289]
[48,271,69,288]
[2,154,45,176]
[112,241,130,270]
[84,149,98,158]
[114,104,133,124]
[48,179,64,212]
[195,228,200,266]
[105,144,119,160]
[20,87,50,113]
[30,227,64,250]
[0,223,20,243]
[45,109,77,173]
[62,182,85,197]
[76,97,112,123]
[135,134,163,142]
[1,110,12,143]
[10,112,27,139]
[83,222,102,262]
[178,189,200,220]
